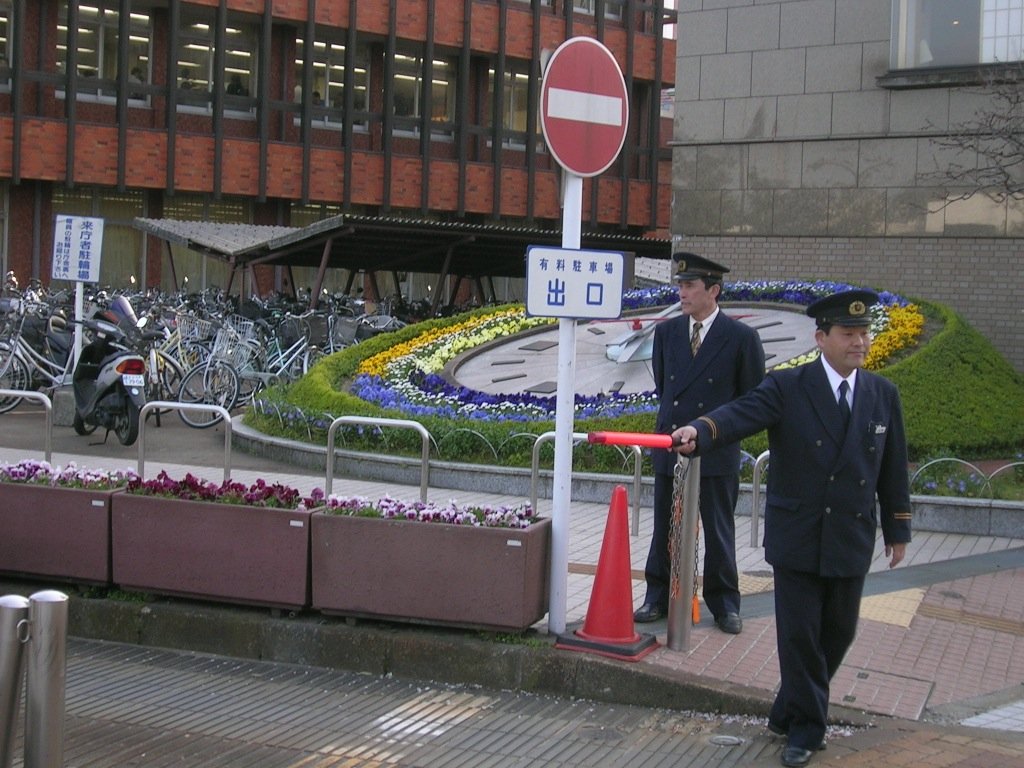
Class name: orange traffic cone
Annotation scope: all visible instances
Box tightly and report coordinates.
[555,485,658,661]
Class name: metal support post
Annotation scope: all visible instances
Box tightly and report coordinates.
[24,590,68,768]
[0,595,30,768]
[667,455,701,652]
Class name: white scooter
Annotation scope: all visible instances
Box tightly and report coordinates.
[72,296,150,446]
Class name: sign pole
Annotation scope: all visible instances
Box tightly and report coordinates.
[537,36,629,637]
[548,173,583,635]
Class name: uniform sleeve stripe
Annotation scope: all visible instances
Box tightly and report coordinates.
[696,415,718,441]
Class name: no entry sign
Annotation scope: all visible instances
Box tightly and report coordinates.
[540,37,629,178]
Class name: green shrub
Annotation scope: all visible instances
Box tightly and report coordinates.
[879,301,1024,460]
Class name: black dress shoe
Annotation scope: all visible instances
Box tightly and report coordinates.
[633,603,665,623]
[715,611,743,634]
[768,724,826,751]
[780,745,814,767]
[766,721,787,738]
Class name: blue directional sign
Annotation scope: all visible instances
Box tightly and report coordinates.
[525,246,624,319]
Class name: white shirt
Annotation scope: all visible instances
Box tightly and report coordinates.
[690,306,720,346]
[820,357,857,410]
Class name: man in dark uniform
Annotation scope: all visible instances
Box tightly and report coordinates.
[671,289,913,768]
[634,253,765,634]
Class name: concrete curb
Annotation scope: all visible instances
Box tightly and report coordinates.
[0,577,785,719]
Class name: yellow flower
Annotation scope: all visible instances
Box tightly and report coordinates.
[864,304,924,370]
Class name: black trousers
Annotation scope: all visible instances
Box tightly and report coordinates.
[642,470,740,619]
[769,566,865,751]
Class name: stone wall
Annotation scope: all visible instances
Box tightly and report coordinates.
[673,234,1023,373]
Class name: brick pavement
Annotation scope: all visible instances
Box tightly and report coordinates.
[1,415,1023,766]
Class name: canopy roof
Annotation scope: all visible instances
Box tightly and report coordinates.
[134,214,671,279]
[135,213,672,310]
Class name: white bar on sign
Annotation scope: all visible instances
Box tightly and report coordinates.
[547,87,622,126]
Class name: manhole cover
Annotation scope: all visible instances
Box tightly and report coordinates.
[709,735,744,746]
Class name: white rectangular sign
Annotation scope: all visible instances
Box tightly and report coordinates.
[52,214,104,283]
[525,246,623,319]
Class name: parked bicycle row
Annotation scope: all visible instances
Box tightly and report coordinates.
[0,273,411,441]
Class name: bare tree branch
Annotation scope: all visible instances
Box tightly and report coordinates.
[925,63,1024,204]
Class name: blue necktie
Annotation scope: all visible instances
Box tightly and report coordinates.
[838,380,851,431]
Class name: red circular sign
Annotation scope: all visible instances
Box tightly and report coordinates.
[540,37,629,178]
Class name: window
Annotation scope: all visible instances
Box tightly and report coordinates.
[294,34,369,124]
[487,60,536,147]
[57,2,151,100]
[0,0,11,80]
[572,0,622,20]
[177,9,257,111]
[893,0,1023,69]
[393,50,457,134]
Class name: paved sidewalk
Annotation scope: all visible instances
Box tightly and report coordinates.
[1,415,1023,766]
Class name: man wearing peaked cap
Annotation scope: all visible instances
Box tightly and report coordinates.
[805,289,880,328]
[671,252,729,282]
[669,288,911,768]
[635,251,765,635]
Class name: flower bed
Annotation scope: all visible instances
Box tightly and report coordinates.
[0,460,136,584]
[311,496,550,630]
[112,473,318,609]
[339,280,920,422]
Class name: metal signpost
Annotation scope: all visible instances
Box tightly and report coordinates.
[52,215,104,380]
[537,36,629,635]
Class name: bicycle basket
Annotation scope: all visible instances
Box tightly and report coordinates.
[333,316,359,346]
[226,314,258,342]
[275,317,309,348]
[176,312,214,342]
[211,327,257,369]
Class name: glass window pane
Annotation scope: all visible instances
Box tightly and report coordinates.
[895,0,1024,68]
[295,34,369,120]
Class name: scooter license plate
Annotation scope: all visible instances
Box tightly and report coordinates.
[122,374,146,387]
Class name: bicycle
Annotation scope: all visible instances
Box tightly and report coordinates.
[176,313,256,428]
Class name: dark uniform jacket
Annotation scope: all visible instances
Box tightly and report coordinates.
[652,311,765,477]
[690,359,912,577]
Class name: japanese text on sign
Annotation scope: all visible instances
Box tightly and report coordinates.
[52,215,104,283]
[525,246,623,319]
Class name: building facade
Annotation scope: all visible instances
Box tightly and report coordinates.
[672,0,1023,371]
[0,0,675,300]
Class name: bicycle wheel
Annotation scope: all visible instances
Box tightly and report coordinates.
[0,344,30,414]
[148,350,186,415]
[177,360,239,428]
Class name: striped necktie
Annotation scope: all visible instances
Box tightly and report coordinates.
[690,321,702,356]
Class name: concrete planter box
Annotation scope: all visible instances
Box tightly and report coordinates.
[311,513,551,631]
[111,494,313,609]
[0,483,116,584]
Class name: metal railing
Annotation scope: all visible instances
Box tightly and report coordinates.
[0,389,52,462]
[326,416,431,501]
[138,401,232,482]
[750,450,770,548]
[530,430,644,533]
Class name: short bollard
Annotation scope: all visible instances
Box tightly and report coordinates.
[25,591,68,768]
[0,595,30,768]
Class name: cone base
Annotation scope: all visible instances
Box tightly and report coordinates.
[555,629,659,662]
